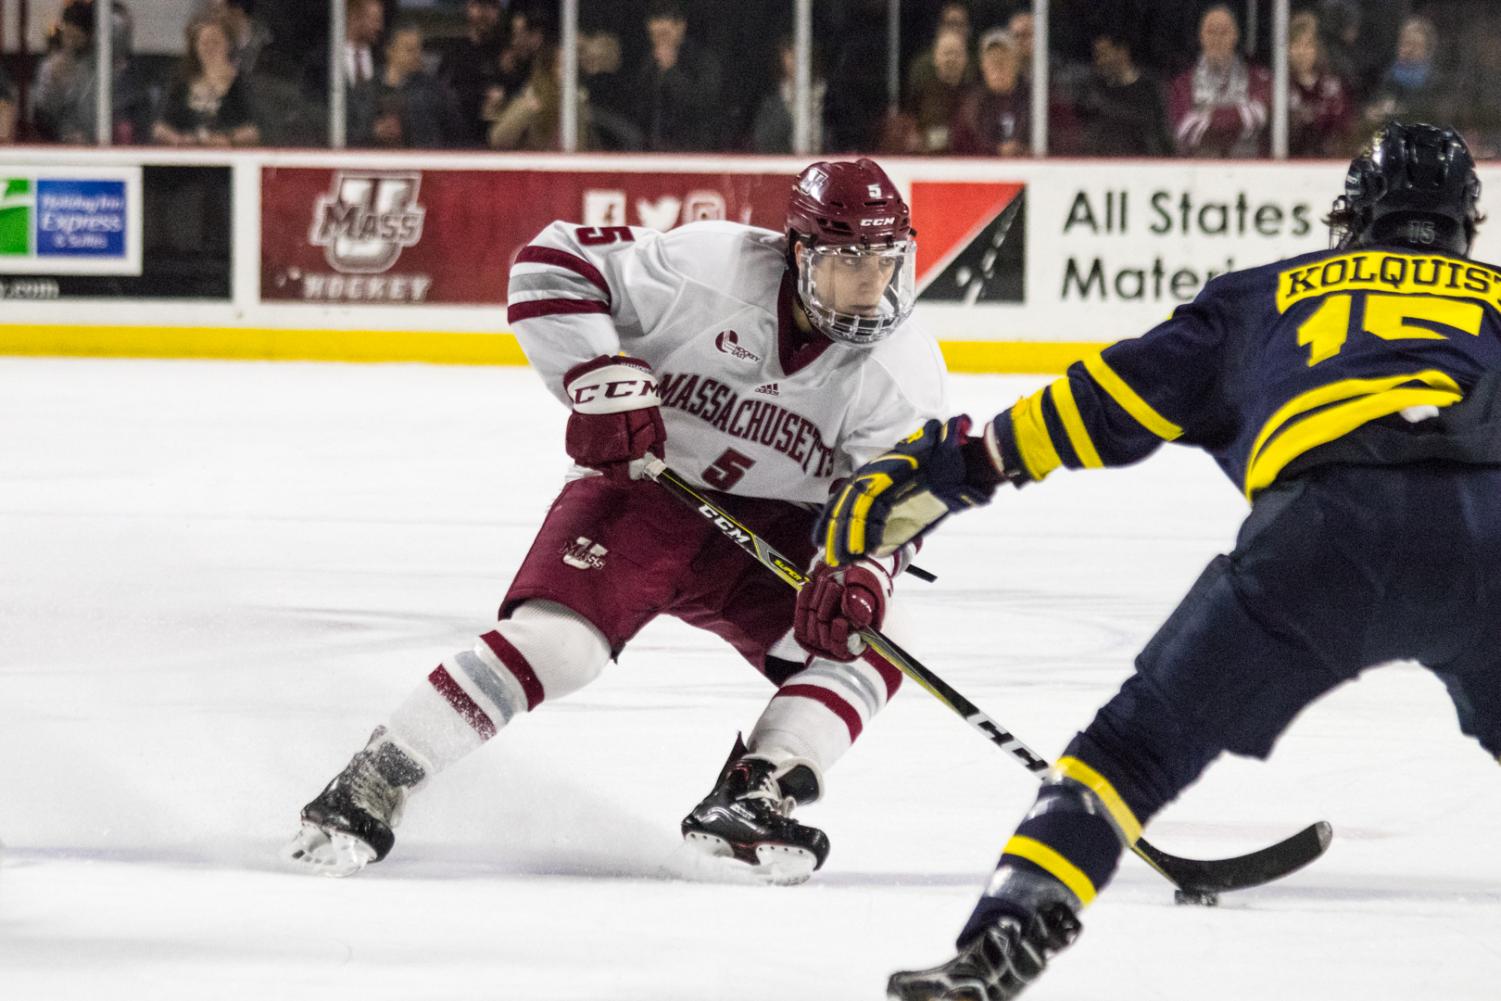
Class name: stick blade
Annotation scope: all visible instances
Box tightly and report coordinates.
[1138,821,1333,895]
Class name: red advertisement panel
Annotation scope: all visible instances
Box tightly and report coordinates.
[260,167,795,305]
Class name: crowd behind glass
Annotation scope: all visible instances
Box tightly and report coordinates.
[2,0,1496,160]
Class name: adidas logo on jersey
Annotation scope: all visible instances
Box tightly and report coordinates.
[754,383,780,396]
[561,537,608,570]
[714,330,761,363]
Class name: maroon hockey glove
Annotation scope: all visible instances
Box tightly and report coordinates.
[794,559,892,662]
[563,355,666,481]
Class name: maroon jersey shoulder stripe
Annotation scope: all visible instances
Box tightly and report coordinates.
[515,245,612,303]
[776,683,862,741]
[428,665,498,738]
[508,298,611,324]
[479,629,546,710]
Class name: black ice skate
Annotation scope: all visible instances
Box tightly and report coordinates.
[887,902,1081,1001]
[283,727,427,877]
[681,740,829,886]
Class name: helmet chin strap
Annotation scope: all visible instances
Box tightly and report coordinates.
[789,292,821,341]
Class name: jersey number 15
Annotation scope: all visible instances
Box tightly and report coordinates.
[1297,292,1483,366]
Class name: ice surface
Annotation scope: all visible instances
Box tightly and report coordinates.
[1,358,1497,1000]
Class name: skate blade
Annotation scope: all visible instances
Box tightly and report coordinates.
[682,831,817,886]
[887,968,987,1001]
[282,821,377,878]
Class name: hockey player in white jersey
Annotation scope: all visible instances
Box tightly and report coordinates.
[285,158,948,884]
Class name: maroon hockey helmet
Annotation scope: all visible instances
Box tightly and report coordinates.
[787,159,917,345]
[787,158,914,250]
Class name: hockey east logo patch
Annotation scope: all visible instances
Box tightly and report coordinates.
[561,537,607,570]
[714,329,761,363]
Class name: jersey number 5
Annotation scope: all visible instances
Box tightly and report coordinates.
[1297,292,1483,366]
[702,448,756,490]
[575,226,635,246]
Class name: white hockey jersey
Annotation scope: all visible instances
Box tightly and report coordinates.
[507,220,949,505]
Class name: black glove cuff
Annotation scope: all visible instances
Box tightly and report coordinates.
[961,439,1004,493]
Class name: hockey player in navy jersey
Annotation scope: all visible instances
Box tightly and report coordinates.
[283,159,949,884]
[800,123,1501,1000]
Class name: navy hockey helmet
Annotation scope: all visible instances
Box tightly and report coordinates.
[787,159,917,346]
[1329,122,1482,255]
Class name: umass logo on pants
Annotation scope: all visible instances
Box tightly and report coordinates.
[561,537,608,570]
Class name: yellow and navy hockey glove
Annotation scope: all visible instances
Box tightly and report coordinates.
[816,416,1001,565]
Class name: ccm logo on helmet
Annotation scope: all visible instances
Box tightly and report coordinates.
[861,217,896,226]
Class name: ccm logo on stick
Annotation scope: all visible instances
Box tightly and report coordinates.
[700,505,751,544]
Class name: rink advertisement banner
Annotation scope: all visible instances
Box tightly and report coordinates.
[910,162,1344,343]
[0,165,230,300]
[256,160,1345,338]
[259,167,794,305]
[21,150,1501,368]
[0,165,141,276]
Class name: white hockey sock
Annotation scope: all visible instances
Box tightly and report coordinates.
[385,601,611,776]
[748,651,903,774]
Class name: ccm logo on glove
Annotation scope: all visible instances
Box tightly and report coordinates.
[567,361,661,411]
[563,356,667,480]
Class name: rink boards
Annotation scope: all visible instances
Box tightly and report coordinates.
[3,148,1495,373]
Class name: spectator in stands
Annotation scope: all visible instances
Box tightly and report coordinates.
[1074,29,1170,157]
[495,2,553,114]
[351,21,464,149]
[221,0,272,77]
[905,3,976,105]
[631,0,723,152]
[345,0,384,89]
[1316,0,1363,96]
[487,21,580,151]
[1317,0,1407,105]
[1168,4,1270,158]
[151,13,261,146]
[950,28,1029,157]
[1451,17,1501,160]
[31,1,97,142]
[439,0,506,146]
[1287,11,1353,159]
[0,64,16,143]
[1002,4,1090,154]
[1363,15,1453,133]
[195,0,272,76]
[1007,8,1035,84]
[579,28,640,150]
[751,35,825,153]
[903,25,971,153]
[31,0,144,144]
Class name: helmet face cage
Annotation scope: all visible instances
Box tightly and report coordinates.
[797,241,917,346]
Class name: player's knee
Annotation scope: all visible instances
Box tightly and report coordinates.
[496,600,612,701]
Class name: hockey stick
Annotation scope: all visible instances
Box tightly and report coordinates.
[641,458,1332,897]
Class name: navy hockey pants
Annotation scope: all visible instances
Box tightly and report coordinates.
[1074,460,1501,828]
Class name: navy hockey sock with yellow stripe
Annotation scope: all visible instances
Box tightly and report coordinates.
[958,777,1125,945]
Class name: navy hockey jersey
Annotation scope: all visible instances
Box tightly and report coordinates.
[994,245,1501,499]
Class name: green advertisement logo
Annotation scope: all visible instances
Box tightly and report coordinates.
[0,178,33,256]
